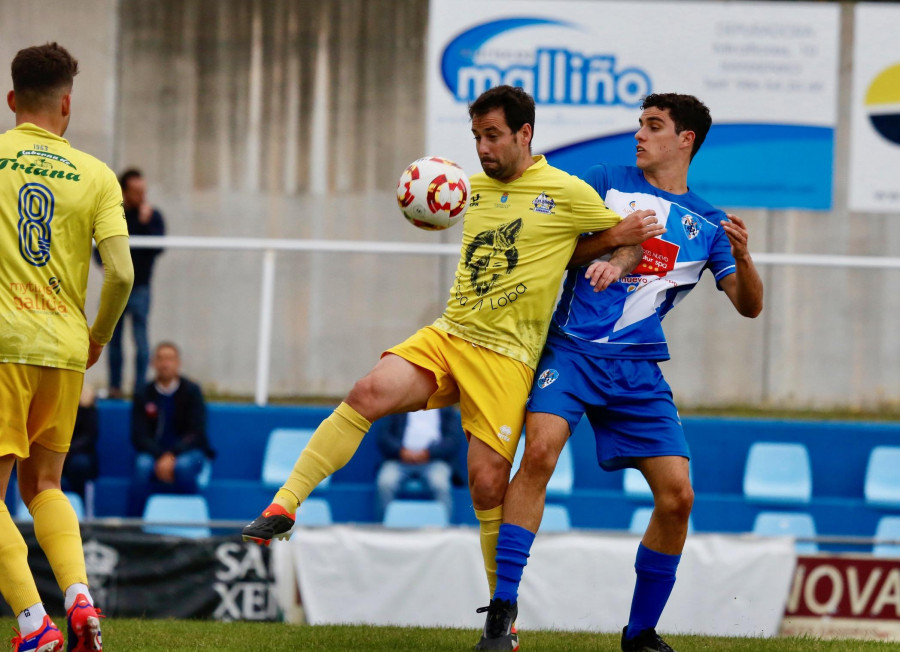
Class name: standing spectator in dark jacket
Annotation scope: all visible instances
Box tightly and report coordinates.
[129,342,214,515]
[374,407,463,520]
[107,168,165,398]
[61,384,100,502]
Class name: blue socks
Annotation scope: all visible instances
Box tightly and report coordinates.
[492,523,536,603]
[625,543,681,639]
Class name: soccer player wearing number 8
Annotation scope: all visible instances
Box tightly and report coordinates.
[0,43,133,652]
[243,86,661,644]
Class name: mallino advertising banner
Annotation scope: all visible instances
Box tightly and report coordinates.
[848,4,900,213]
[426,0,839,210]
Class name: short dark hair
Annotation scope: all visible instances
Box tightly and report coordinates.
[119,168,143,191]
[468,85,535,139]
[154,341,180,358]
[11,43,79,112]
[641,93,712,160]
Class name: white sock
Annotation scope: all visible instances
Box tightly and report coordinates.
[16,603,47,636]
[64,583,93,611]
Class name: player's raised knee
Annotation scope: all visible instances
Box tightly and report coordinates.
[468,466,508,507]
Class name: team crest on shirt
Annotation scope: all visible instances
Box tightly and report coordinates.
[682,214,701,240]
[531,192,555,214]
[537,368,559,389]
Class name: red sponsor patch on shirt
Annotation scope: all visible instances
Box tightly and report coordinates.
[634,238,680,276]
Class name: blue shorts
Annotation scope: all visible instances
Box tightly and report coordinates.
[526,344,689,471]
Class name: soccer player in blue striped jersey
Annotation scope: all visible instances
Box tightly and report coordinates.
[477,94,763,652]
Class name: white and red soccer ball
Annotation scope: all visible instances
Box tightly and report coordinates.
[396,156,470,230]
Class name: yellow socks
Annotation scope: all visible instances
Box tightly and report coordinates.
[273,488,300,514]
[475,504,503,598]
[274,402,371,513]
[0,500,41,614]
[30,489,88,593]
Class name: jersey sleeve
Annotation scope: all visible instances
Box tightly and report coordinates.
[706,215,737,288]
[581,164,611,198]
[92,166,128,244]
[568,175,621,233]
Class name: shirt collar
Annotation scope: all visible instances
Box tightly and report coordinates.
[12,123,69,146]
[154,378,181,396]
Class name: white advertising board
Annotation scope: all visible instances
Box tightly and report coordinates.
[426,0,840,209]
[848,3,900,213]
[285,527,796,637]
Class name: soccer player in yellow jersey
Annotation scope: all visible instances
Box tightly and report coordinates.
[243,85,660,626]
[0,43,133,652]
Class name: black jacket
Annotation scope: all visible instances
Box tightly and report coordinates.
[124,206,165,287]
[131,377,214,459]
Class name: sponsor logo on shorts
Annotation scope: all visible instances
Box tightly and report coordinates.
[537,368,559,389]
[497,425,513,442]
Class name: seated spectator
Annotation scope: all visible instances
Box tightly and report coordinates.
[61,384,100,500]
[129,342,215,516]
[374,407,463,520]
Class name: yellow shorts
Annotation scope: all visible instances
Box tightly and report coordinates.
[0,363,83,458]
[385,326,533,463]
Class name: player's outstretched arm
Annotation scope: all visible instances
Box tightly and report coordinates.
[719,213,763,318]
[87,235,135,369]
[568,209,662,268]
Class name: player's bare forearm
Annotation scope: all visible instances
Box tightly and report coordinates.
[584,245,642,292]
[733,256,764,317]
[609,244,643,277]
[720,213,763,317]
[568,209,662,268]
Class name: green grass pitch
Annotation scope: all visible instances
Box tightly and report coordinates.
[3,619,897,651]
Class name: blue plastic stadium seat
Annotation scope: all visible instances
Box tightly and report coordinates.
[623,463,692,500]
[743,442,812,503]
[510,435,574,496]
[628,507,694,535]
[540,504,571,533]
[623,468,653,499]
[65,492,86,521]
[864,446,900,507]
[262,428,330,490]
[383,499,449,529]
[142,494,212,539]
[629,507,654,534]
[15,491,85,522]
[752,511,818,554]
[872,516,900,558]
[297,498,333,527]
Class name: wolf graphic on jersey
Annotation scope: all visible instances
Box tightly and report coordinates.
[551,164,737,361]
[463,218,522,297]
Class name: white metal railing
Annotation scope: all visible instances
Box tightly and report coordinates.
[127,235,900,405]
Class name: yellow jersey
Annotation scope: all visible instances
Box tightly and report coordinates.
[434,155,620,369]
[0,123,128,372]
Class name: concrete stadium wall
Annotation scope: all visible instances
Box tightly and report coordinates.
[1,1,898,409]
